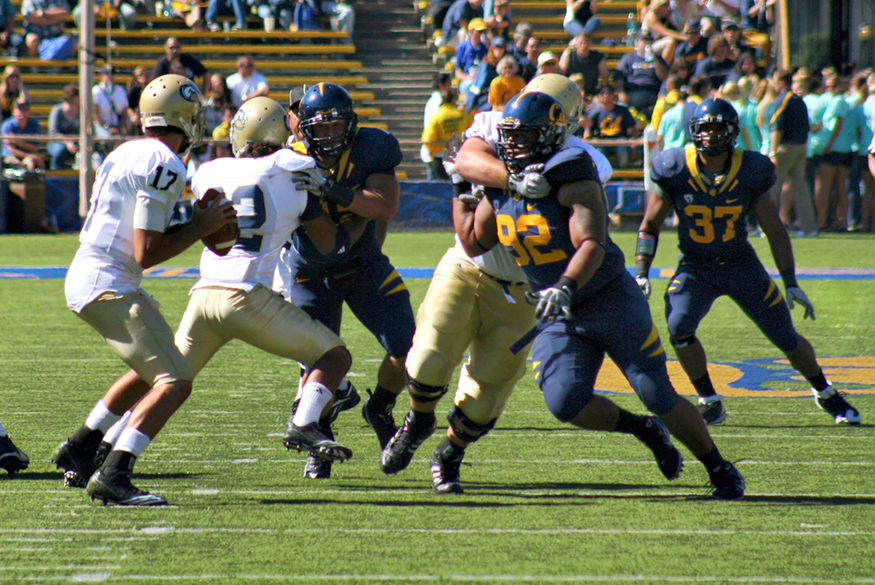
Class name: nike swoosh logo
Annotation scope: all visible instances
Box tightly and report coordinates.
[726,198,738,203]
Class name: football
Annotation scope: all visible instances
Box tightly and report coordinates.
[198,188,238,256]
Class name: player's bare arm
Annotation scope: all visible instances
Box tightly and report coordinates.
[456,137,510,189]
[457,195,498,258]
[134,200,236,269]
[557,178,607,289]
[344,173,400,221]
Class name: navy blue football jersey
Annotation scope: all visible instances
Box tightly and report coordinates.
[486,145,627,299]
[290,127,403,270]
[650,145,776,262]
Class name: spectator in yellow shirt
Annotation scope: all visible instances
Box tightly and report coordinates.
[421,88,473,180]
[488,54,526,111]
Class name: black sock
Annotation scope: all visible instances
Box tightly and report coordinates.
[807,369,829,392]
[613,409,647,436]
[696,445,726,471]
[437,437,465,462]
[367,384,397,411]
[409,409,436,432]
[71,426,105,453]
[692,374,717,398]
[102,450,136,473]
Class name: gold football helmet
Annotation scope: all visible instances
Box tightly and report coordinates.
[524,73,583,136]
[230,97,292,157]
[139,74,205,154]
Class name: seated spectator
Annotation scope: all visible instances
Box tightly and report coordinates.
[0,0,24,56]
[485,0,510,41]
[535,50,561,77]
[153,38,209,92]
[615,32,668,118]
[440,0,484,49]
[204,73,231,158]
[564,0,599,37]
[560,31,609,98]
[22,0,77,61]
[585,82,639,168]
[725,49,759,83]
[664,18,707,68]
[93,66,131,140]
[454,17,489,97]
[488,54,525,110]
[211,104,236,159]
[421,87,472,180]
[227,56,270,107]
[508,21,532,61]
[207,0,248,31]
[465,35,506,113]
[568,72,591,133]
[641,0,687,55]
[721,18,751,61]
[74,0,139,32]
[694,34,735,90]
[0,66,29,120]
[516,34,541,82]
[47,83,79,170]
[1,100,45,171]
[126,66,152,136]
[292,0,321,31]
[698,0,740,32]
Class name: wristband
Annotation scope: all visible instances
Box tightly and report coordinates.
[635,259,650,279]
[636,230,658,257]
[557,275,578,293]
[325,181,354,208]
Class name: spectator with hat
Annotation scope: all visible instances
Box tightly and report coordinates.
[454,17,489,98]
[560,31,609,98]
[465,35,508,112]
[721,18,751,61]
[92,65,131,139]
[535,50,561,76]
[441,0,484,49]
[508,21,533,60]
[615,31,669,118]
[664,18,708,68]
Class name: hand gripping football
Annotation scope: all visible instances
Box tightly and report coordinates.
[198,188,238,256]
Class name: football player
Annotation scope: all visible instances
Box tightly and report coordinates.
[636,97,861,426]
[274,82,416,479]
[379,74,614,494]
[55,75,237,506]
[56,98,362,503]
[0,422,29,474]
[457,90,746,500]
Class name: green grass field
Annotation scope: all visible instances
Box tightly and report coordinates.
[1,231,874,584]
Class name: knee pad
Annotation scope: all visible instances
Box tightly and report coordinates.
[670,334,697,349]
[447,406,496,443]
[408,378,448,404]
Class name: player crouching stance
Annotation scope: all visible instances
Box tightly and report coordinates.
[457,91,745,500]
[54,97,355,505]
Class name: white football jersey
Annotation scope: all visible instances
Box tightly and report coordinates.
[65,138,187,313]
[191,149,316,292]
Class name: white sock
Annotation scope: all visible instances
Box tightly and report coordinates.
[294,364,306,403]
[102,411,132,447]
[113,428,151,458]
[85,400,123,433]
[292,382,332,427]
[0,420,6,436]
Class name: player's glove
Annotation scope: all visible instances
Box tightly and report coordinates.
[458,184,485,207]
[785,286,815,320]
[507,163,550,199]
[292,167,355,208]
[442,132,463,182]
[526,277,576,323]
[635,275,652,300]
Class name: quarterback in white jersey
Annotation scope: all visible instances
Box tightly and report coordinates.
[59,98,358,501]
[54,75,238,507]
[383,75,614,494]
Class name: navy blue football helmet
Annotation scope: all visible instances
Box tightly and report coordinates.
[689,97,740,156]
[496,91,567,174]
[297,82,358,158]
